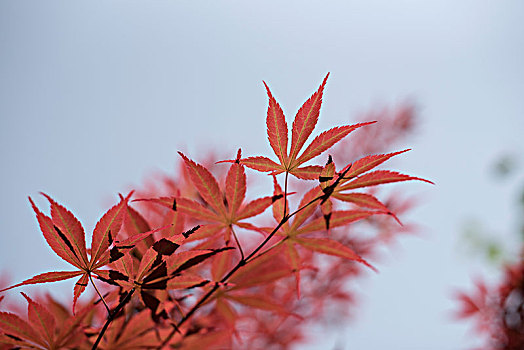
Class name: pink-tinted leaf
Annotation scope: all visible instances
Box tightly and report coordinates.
[232,264,293,290]
[321,198,333,216]
[178,152,227,216]
[236,195,280,221]
[113,252,136,281]
[124,204,151,236]
[55,303,91,348]
[183,224,223,242]
[239,156,285,174]
[169,248,234,275]
[295,210,376,236]
[21,292,56,347]
[167,273,209,289]
[108,262,135,292]
[113,309,158,349]
[211,249,234,282]
[230,250,291,288]
[235,222,267,235]
[289,73,329,160]
[167,250,213,273]
[28,197,83,270]
[283,241,301,298]
[92,225,170,270]
[225,154,246,217]
[139,197,220,223]
[133,196,174,209]
[293,237,375,271]
[136,247,162,282]
[290,186,323,230]
[264,81,289,166]
[294,122,375,167]
[319,156,336,191]
[176,197,222,222]
[0,312,43,347]
[116,225,170,248]
[41,193,89,268]
[0,333,36,348]
[226,293,288,314]
[290,165,323,180]
[158,210,186,241]
[215,298,237,327]
[177,328,231,350]
[90,194,130,267]
[73,274,88,311]
[339,170,434,191]
[0,271,83,293]
[345,149,411,179]
[333,192,401,225]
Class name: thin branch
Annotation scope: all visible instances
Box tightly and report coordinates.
[159,283,220,349]
[174,299,186,319]
[157,168,349,348]
[230,226,245,260]
[244,217,289,263]
[88,273,110,313]
[245,237,287,264]
[92,288,135,350]
[158,218,290,348]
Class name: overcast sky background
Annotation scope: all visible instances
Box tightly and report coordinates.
[1,1,523,349]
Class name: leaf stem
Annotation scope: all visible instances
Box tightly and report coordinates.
[230,227,245,261]
[88,273,110,314]
[283,171,289,218]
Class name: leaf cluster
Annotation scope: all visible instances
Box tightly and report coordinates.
[0,74,431,349]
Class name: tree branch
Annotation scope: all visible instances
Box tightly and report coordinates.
[91,288,135,350]
[157,169,347,348]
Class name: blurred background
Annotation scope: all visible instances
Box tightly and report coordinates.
[1,1,523,349]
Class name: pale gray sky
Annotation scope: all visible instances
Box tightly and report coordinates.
[1,1,523,349]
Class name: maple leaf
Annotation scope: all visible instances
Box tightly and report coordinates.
[253,180,378,297]
[0,74,434,350]
[106,226,232,318]
[120,200,157,257]
[225,74,375,179]
[144,150,281,246]
[317,151,433,224]
[0,193,163,310]
[0,293,90,349]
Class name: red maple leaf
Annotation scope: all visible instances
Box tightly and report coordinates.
[231,73,375,180]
